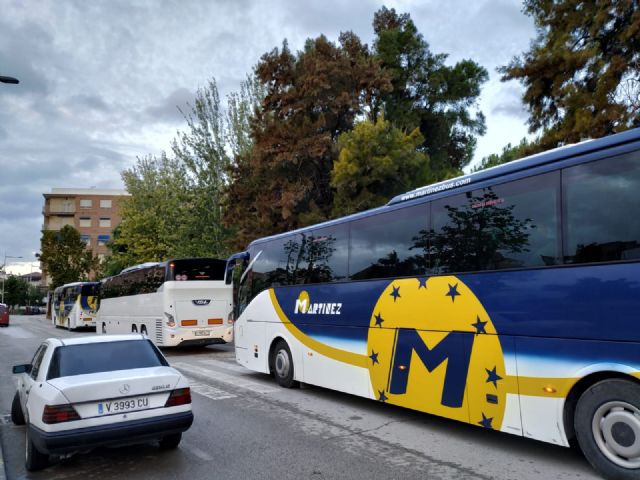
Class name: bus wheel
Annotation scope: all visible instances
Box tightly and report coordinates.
[132,325,138,333]
[140,325,147,336]
[272,341,298,389]
[101,323,106,334]
[575,379,640,479]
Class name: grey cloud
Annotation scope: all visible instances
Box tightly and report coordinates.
[491,84,529,119]
[145,88,194,124]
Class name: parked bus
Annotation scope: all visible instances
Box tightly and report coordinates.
[98,258,233,347]
[52,282,100,330]
[229,128,640,479]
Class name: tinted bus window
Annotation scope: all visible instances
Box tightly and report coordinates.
[563,151,640,263]
[169,259,226,281]
[303,224,349,284]
[81,283,99,296]
[431,171,560,273]
[349,204,428,280]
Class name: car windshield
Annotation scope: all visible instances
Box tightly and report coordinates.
[47,340,168,379]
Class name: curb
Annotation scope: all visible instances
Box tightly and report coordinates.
[0,421,7,480]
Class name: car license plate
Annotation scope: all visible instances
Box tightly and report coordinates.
[97,396,149,415]
[194,330,209,336]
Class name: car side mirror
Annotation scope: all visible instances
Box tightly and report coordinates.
[12,364,32,374]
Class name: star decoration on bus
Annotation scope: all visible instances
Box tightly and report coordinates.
[478,413,493,429]
[378,390,388,402]
[390,286,401,302]
[446,283,460,302]
[485,366,503,388]
[418,277,428,289]
[369,351,379,365]
[472,316,487,334]
[374,313,384,327]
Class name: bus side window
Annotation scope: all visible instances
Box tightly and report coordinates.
[563,151,640,264]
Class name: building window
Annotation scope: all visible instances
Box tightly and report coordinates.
[80,235,91,246]
[97,235,110,246]
[100,199,112,208]
[99,217,111,228]
[80,199,92,208]
[79,217,91,228]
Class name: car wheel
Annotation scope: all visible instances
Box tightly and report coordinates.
[575,379,640,480]
[11,391,25,425]
[140,325,147,336]
[271,340,298,388]
[25,425,48,471]
[159,433,182,449]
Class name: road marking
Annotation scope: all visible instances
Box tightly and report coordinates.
[185,445,214,462]
[173,362,278,394]
[197,357,254,374]
[185,376,237,401]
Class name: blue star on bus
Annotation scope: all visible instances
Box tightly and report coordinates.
[418,277,428,289]
[479,413,493,429]
[485,366,503,388]
[378,390,388,402]
[369,351,379,365]
[390,286,401,302]
[374,313,384,327]
[446,283,460,302]
[472,316,487,334]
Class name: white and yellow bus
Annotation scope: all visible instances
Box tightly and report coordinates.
[229,128,640,480]
[52,282,100,330]
[98,258,233,347]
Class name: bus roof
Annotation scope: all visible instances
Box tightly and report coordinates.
[53,281,101,292]
[247,127,640,249]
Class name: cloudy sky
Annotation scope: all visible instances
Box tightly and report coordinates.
[0,0,535,274]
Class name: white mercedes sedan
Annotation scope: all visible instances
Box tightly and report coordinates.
[11,334,193,471]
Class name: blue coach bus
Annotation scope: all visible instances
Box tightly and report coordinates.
[229,127,640,479]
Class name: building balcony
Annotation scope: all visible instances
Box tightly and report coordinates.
[43,206,75,216]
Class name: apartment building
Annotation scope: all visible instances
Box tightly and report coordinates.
[41,188,129,273]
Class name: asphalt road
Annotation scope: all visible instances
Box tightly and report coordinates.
[0,315,599,480]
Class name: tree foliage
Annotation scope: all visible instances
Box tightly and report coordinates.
[471,138,536,172]
[223,34,391,249]
[331,116,428,216]
[39,225,99,289]
[373,7,488,178]
[501,0,640,150]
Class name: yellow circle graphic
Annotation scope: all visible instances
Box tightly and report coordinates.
[296,290,310,314]
[367,276,506,430]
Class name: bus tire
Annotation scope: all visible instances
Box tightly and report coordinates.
[101,322,106,334]
[140,325,147,336]
[575,378,640,479]
[159,433,182,449]
[11,391,25,425]
[272,340,298,389]
[132,325,138,333]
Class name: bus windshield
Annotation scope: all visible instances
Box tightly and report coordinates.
[81,283,99,296]
[168,258,226,281]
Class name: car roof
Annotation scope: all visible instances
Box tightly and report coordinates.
[47,334,147,347]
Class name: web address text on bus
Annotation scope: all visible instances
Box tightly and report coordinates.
[398,177,472,202]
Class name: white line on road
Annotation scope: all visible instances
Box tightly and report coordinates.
[185,376,237,401]
[173,362,278,395]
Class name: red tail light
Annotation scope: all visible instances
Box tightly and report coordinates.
[164,388,191,407]
[42,404,81,424]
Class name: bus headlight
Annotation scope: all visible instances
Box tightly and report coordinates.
[164,312,176,328]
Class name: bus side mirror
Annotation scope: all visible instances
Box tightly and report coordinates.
[12,364,32,374]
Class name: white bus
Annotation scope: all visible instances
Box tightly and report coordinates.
[97,258,233,347]
[52,282,100,330]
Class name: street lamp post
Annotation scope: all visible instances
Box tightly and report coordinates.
[1,254,24,304]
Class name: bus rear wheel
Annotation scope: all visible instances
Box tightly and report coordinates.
[575,379,640,479]
[271,340,298,389]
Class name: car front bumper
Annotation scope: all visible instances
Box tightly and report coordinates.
[29,411,194,454]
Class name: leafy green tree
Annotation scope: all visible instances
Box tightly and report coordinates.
[109,153,193,268]
[226,74,266,159]
[331,116,429,216]
[500,0,640,150]
[38,225,99,289]
[3,275,29,309]
[373,7,488,179]
[224,33,391,249]
[472,138,536,172]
